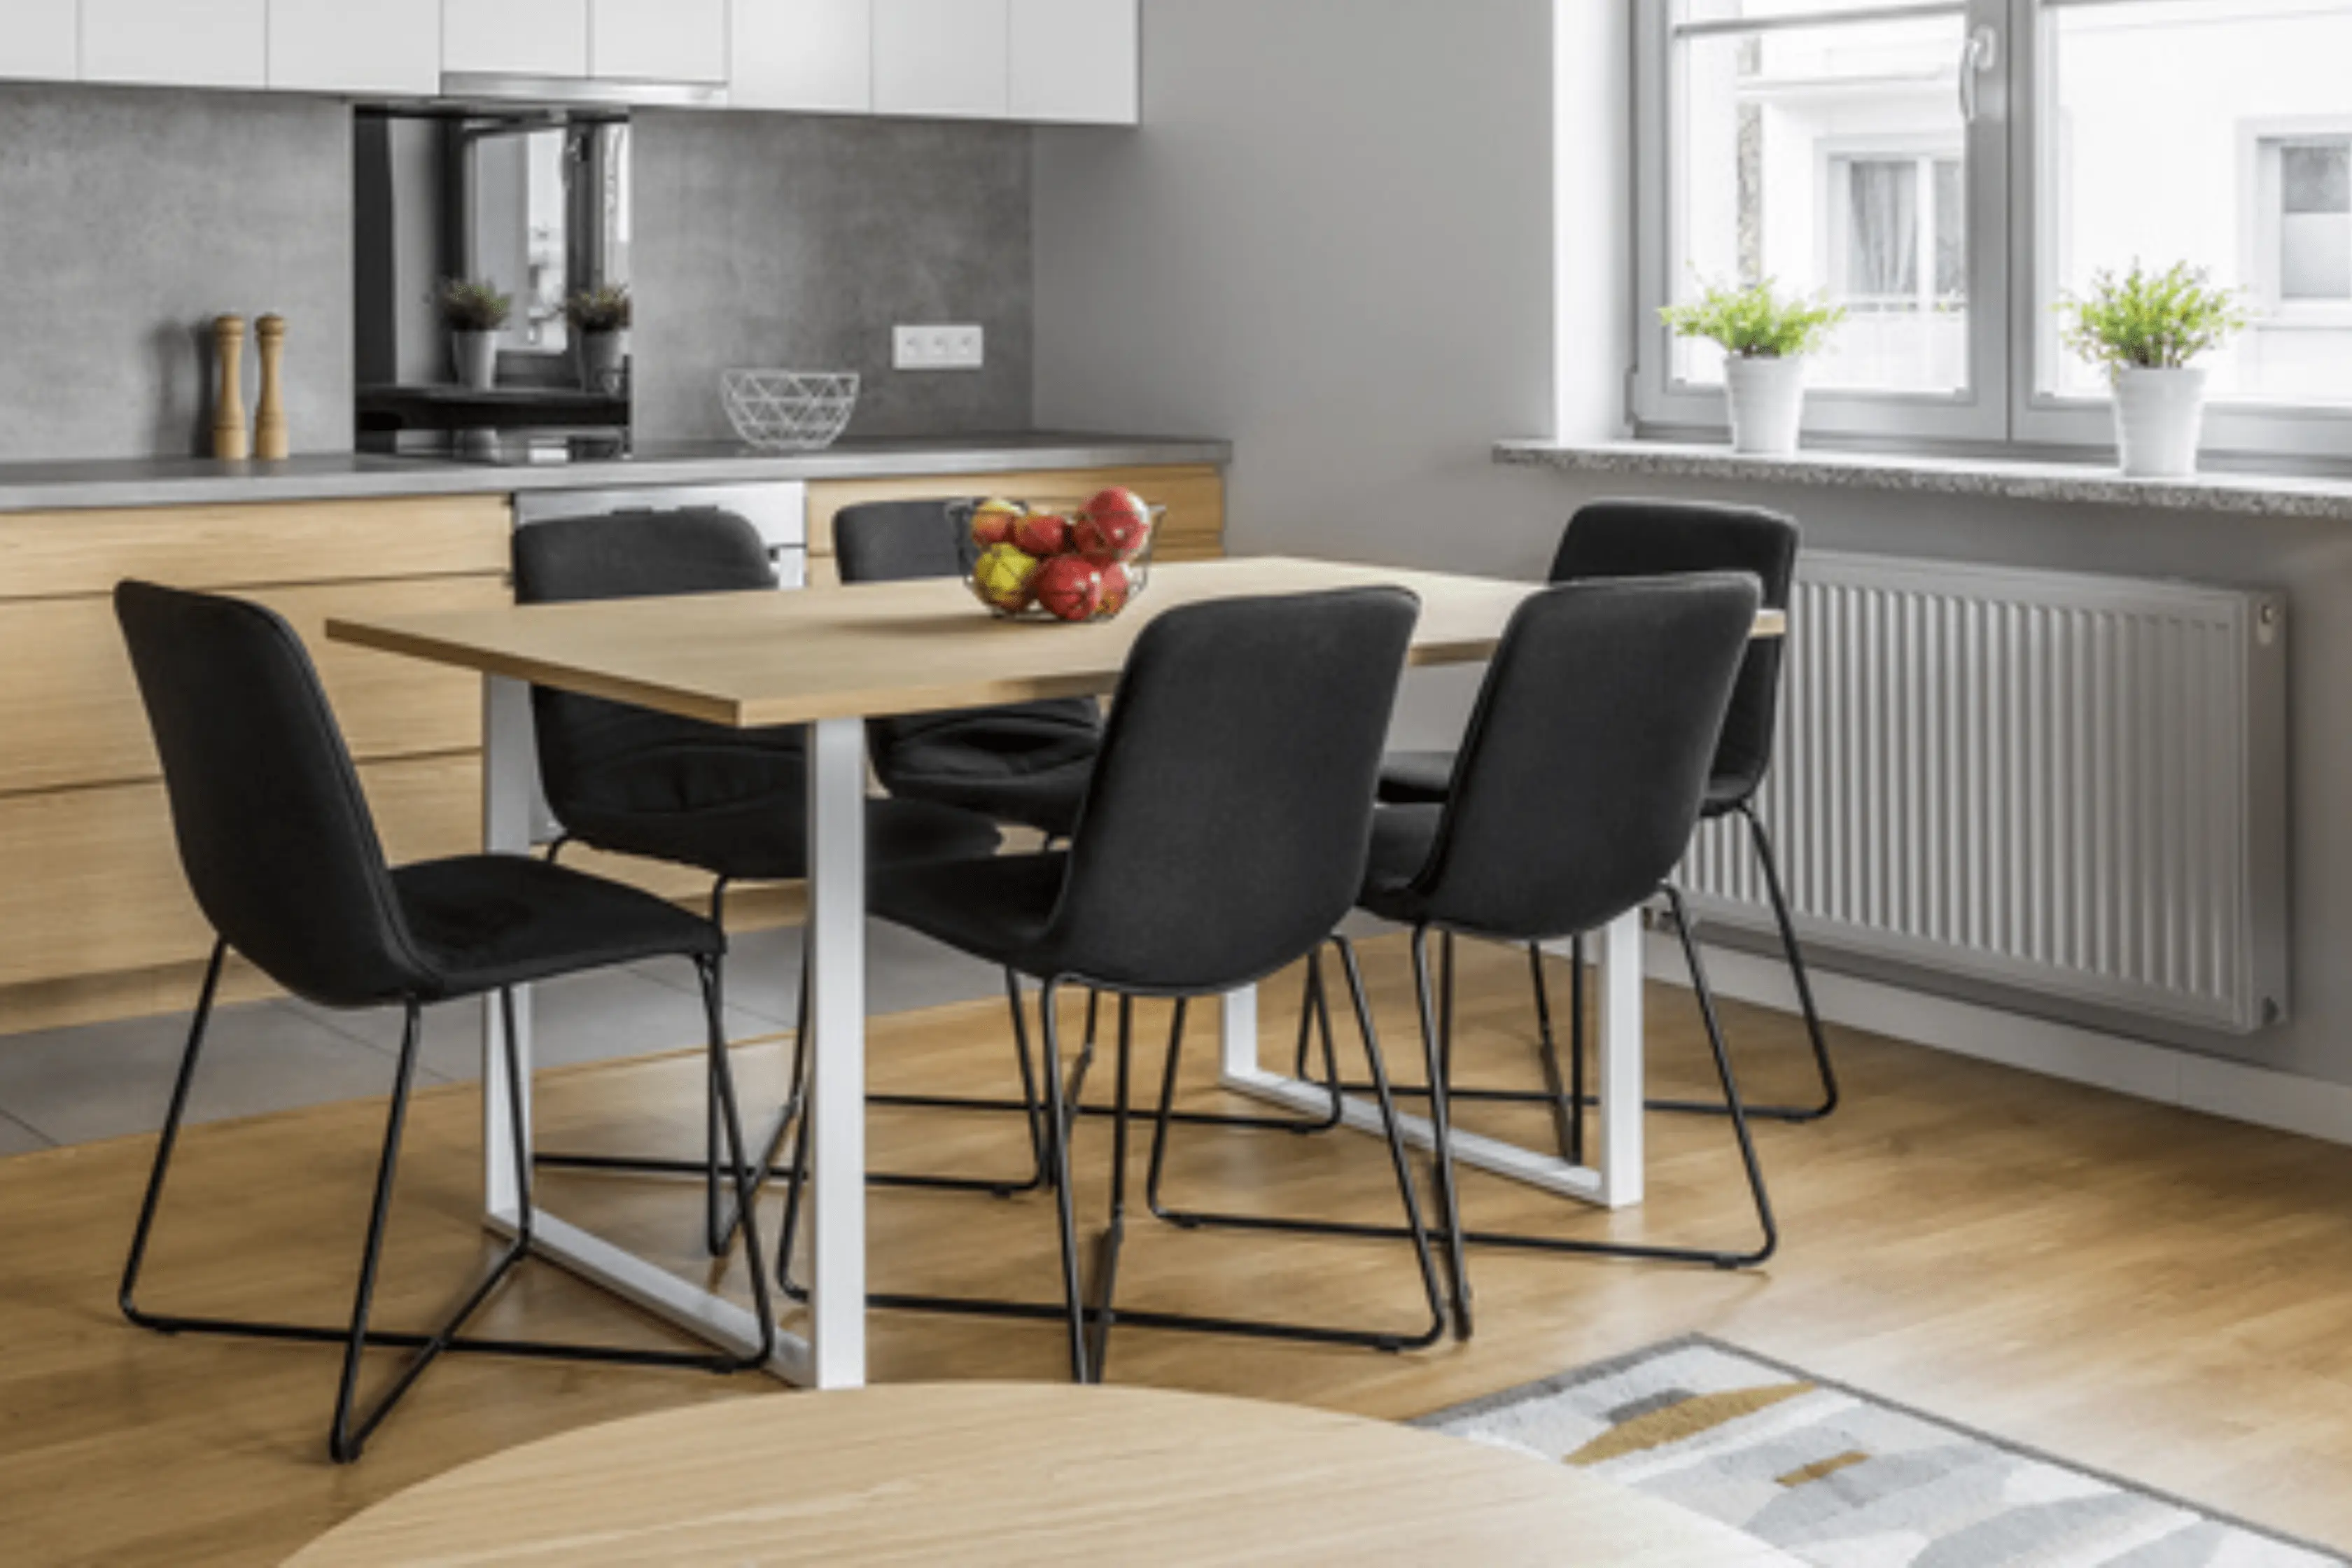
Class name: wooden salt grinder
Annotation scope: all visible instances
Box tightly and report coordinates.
[212,314,249,461]
[254,314,288,461]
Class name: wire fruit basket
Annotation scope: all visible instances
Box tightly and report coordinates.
[955,493,1163,624]
[720,370,860,451]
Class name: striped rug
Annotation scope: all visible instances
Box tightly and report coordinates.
[1420,1337,2344,1567]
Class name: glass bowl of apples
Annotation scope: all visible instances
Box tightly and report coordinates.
[956,489,1161,624]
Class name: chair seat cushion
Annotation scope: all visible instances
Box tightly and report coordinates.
[868,852,1070,977]
[395,855,722,999]
[874,710,1100,839]
[559,746,1002,881]
[1376,749,1455,806]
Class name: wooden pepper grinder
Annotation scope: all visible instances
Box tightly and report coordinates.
[254,314,288,461]
[211,314,249,461]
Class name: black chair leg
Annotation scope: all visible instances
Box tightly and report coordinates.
[123,946,776,1465]
[1131,940,1447,1353]
[1411,926,1474,1340]
[1742,802,1839,1119]
[1418,893,1777,1272]
[1528,940,1582,1165]
[1037,979,1093,1383]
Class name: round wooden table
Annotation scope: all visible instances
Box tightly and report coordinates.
[284,1382,1790,1566]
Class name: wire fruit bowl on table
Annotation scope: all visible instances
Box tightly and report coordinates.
[720,370,860,451]
[956,491,1163,624]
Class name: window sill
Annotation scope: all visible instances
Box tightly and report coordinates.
[1494,438,2352,524]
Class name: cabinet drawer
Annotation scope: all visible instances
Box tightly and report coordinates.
[0,576,501,797]
[805,465,1224,563]
[0,752,482,988]
[0,496,512,602]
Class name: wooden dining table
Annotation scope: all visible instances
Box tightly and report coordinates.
[328,556,1783,1390]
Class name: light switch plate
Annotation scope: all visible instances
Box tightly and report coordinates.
[894,323,986,371]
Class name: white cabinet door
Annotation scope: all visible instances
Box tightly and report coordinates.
[270,0,440,94]
[873,0,1007,120]
[0,0,77,82]
[592,0,727,83]
[1009,0,1134,124]
[732,0,871,113]
[83,0,267,88]
[443,0,590,78]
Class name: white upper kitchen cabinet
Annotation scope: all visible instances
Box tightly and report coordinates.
[1009,0,1135,125]
[732,0,872,113]
[82,0,267,89]
[0,0,78,83]
[592,0,727,83]
[443,0,592,78]
[873,0,1008,120]
[270,0,441,94]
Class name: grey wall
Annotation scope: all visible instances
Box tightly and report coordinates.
[1031,0,2352,1089]
[632,110,1034,444]
[0,84,354,462]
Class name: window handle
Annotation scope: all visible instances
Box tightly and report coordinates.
[1959,24,1998,124]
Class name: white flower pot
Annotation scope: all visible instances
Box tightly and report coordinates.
[451,329,499,390]
[1724,356,1807,456]
[577,330,629,394]
[2111,366,2208,479]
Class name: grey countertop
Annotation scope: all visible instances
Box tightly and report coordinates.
[0,433,1233,514]
[1497,438,2352,522]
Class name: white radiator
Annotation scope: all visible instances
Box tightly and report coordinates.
[1679,551,2290,1037]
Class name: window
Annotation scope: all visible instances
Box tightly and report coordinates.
[1633,0,2352,460]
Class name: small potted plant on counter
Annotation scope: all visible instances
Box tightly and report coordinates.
[565,284,631,395]
[2058,262,2248,479]
[1660,279,1845,456]
[438,278,512,391]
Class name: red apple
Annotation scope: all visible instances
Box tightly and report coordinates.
[1075,489,1152,562]
[1096,561,1135,615]
[1032,554,1105,623]
[971,542,1041,612]
[1014,510,1074,558]
[969,498,1023,549]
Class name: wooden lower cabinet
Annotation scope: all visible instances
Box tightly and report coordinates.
[0,751,482,995]
[804,464,1226,587]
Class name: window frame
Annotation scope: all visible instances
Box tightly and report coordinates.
[1628,0,2352,467]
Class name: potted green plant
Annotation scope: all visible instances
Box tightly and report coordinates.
[2058,262,2248,479]
[437,278,512,391]
[1660,279,1845,455]
[564,284,632,395]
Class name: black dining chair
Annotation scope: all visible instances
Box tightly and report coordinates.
[1377,500,1833,1161]
[112,581,776,1464]
[778,587,1446,1384]
[830,498,1350,1150]
[510,509,1023,1246]
[831,498,1104,839]
[1360,575,1777,1338]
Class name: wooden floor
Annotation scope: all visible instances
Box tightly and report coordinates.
[6,933,2352,1564]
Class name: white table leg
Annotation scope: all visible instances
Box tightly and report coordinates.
[1592,910,1645,1208]
[805,717,868,1390]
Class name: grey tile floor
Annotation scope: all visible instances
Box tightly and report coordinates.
[0,920,1003,1154]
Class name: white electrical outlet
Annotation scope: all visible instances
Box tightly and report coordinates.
[893,323,986,371]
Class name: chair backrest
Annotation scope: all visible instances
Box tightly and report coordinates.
[1042,587,1420,993]
[831,498,1099,746]
[1550,500,1798,803]
[115,581,432,1008]
[1406,575,1761,942]
[831,498,977,584]
[511,510,800,821]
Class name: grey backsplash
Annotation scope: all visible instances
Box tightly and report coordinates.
[631,109,1035,444]
[0,84,355,463]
